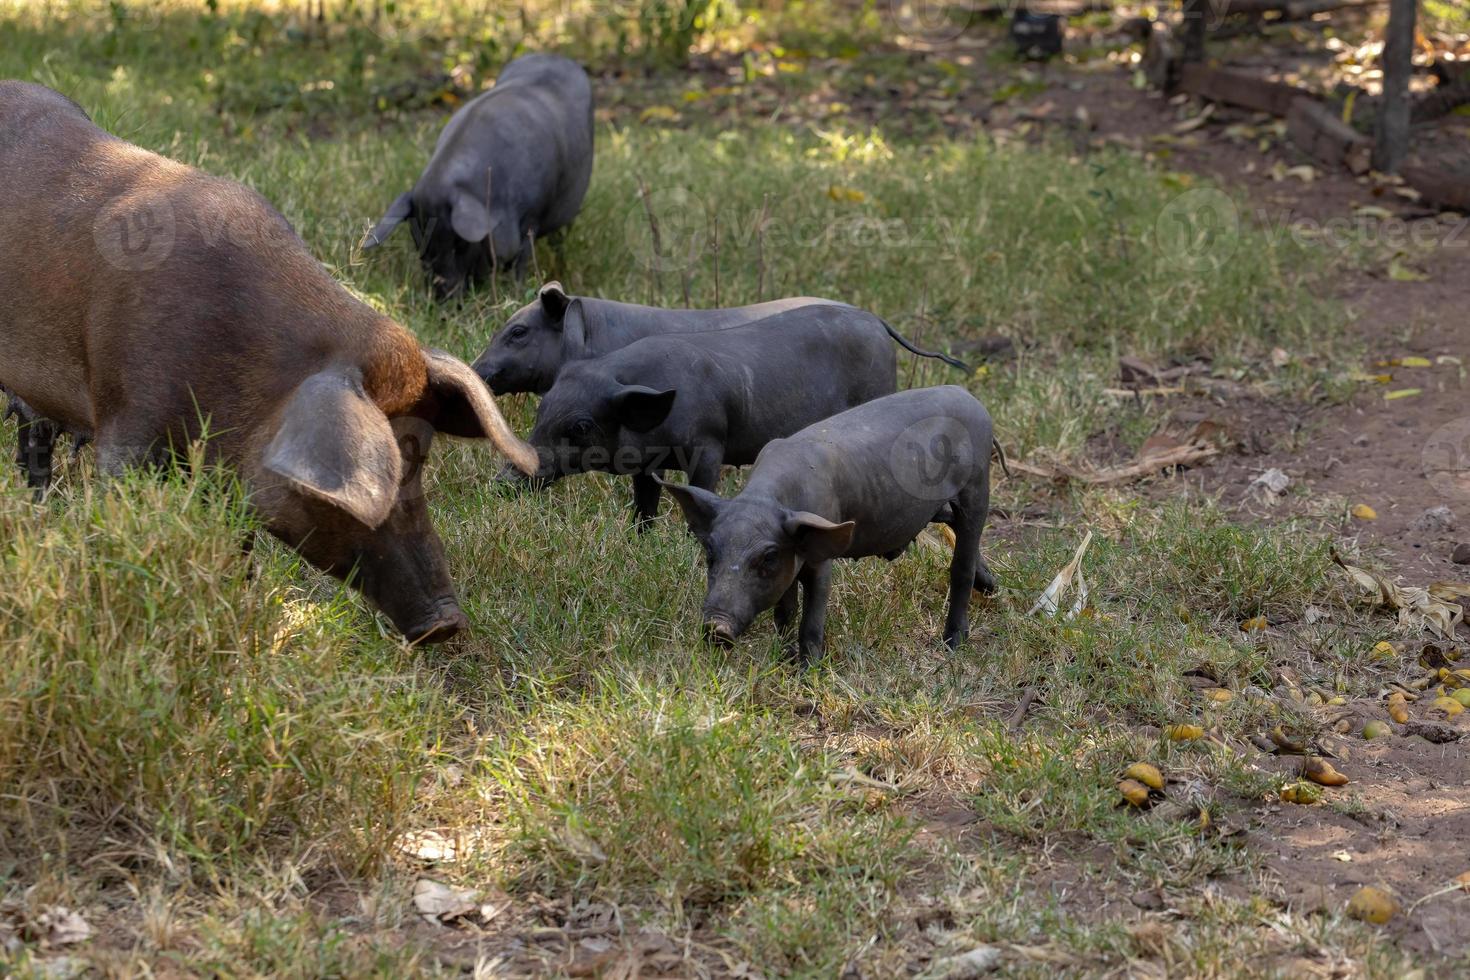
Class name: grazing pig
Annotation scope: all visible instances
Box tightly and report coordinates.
[0,81,538,643]
[362,55,594,297]
[523,305,907,526]
[661,385,998,662]
[472,281,968,395]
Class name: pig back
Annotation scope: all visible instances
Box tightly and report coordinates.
[633,304,898,465]
[753,386,992,557]
[573,295,842,359]
[0,82,424,457]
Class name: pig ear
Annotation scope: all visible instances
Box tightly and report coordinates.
[539,281,571,323]
[263,369,402,529]
[656,477,724,538]
[420,348,540,475]
[449,191,492,243]
[561,299,588,355]
[362,192,412,250]
[784,512,856,563]
[612,386,676,433]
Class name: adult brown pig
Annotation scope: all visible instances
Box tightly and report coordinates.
[0,82,538,643]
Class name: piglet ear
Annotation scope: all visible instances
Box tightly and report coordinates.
[539,281,571,322]
[612,386,676,433]
[784,512,856,563]
[656,477,724,538]
[263,368,402,529]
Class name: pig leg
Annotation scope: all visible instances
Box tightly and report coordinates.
[796,561,832,664]
[971,469,998,595]
[942,483,988,650]
[773,581,799,642]
[16,418,58,498]
[632,472,662,529]
[686,446,724,492]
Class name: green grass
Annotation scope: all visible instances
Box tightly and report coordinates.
[0,1,1426,976]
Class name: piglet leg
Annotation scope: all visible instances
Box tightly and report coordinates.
[942,495,986,651]
[774,580,800,649]
[796,561,833,664]
[632,471,662,530]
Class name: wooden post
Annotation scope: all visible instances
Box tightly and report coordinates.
[1182,0,1208,63]
[1373,0,1416,174]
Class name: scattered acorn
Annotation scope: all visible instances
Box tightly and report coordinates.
[1118,779,1151,807]
[1387,694,1410,724]
[1124,762,1164,790]
[1432,696,1465,717]
[1279,781,1322,805]
[1302,757,1349,786]
[1269,726,1306,754]
[1346,886,1399,924]
[1362,720,1391,740]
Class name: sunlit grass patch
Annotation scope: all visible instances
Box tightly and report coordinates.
[0,456,440,878]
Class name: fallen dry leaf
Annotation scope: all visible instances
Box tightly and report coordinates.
[35,907,92,947]
[1027,531,1092,620]
[412,879,479,923]
[1333,553,1463,639]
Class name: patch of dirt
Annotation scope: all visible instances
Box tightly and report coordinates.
[1248,721,1470,957]
[1007,60,1470,584]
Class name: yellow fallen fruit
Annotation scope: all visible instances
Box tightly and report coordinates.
[1118,779,1151,807]
[1165,724,1205,741]
[1351,504,1378,520]
[1371,641,1397,659]
[1124,763,1165,790]
[1453,689,1470,708]
[1388,699,1410,724]
[1203,687,1233,703]
[1240,616,1268,632]
[1279,781,1322,804]
[1269,726,1306,753]
[1346,886,1399,924]
[1432,696,1465,717]
[1362,721,1391,740]
[1302,757,1349,786]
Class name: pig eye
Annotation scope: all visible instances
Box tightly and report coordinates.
[568,418,595,440]
[754,548,781,578]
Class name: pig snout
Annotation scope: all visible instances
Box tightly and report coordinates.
[703,617,738,647]
[402,597,470,644]
[473,358,508,394]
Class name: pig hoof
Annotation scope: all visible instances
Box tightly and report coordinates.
[703,620,737,648]
[975,566,999,595]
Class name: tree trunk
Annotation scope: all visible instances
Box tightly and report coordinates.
[1182,0,1208,63]
[1373,0,1416,174]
